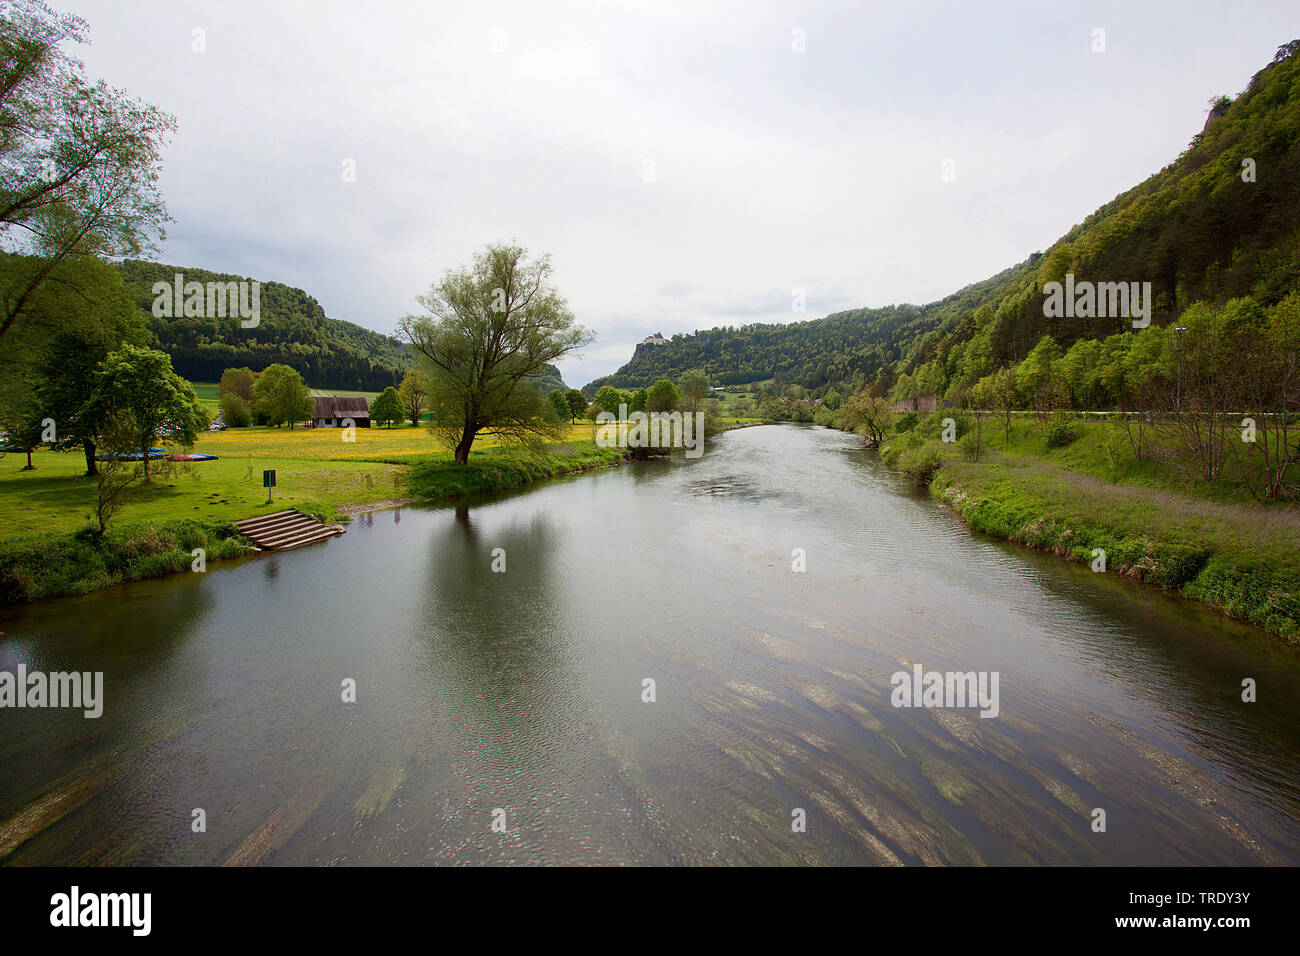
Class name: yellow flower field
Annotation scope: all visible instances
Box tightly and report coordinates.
[192,423,599,461]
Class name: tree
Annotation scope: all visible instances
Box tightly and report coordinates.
[0,1,175,342]
[593,385,627,416]
[371,386,403,427]
[0,403,41,469]
[397,243,593,464]
[547,389,569,422]
[218,392,252,427]
[991,366,1017,442]
[251,363,312,428]
[82,344,205,482]
[564,389,587,423]
[679,369,710,413]
[0,254,148,474]
[218,367,256,403]
[842,389,893,444]
[629,387,648,413]
[645,379,681,413]
[88,453,140,535]
[1230,292,1300,500]
[398,369,426,425]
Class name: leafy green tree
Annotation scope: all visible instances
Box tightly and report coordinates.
[679,369,710,413]
[593,385,627,417]
[252,363,312,428]
[0,403,41,469]
[548,389,569,422]
[83,344,205,481]
[564,389,587,423]
[398,243,593,464]
[991,366,1018,442]
[645,379,681,413]
[218,392,252,427]
[843,389,893,444]
[0,1,175,342]
[398,369,426,425]
[629,387,648,413]
[371,386,403,427]
[0,255,148,474]
[218,367,256,403]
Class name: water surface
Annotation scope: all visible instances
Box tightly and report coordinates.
[2,424,1298,865]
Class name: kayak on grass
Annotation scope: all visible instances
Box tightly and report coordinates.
[94,448,169,461]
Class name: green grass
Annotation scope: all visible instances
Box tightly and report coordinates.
[875,416,1300,641]
[308,385,380,401]
[0,450,407,540]
[192,382,220,415]
[0,519,250,605]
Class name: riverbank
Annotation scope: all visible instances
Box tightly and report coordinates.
[874,417,1300,643]
[0,440,627,606]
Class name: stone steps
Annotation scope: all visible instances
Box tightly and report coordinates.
[233,509,345,551]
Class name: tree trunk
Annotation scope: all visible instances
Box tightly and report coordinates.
[453,426,476,465]
[83,437,98,476]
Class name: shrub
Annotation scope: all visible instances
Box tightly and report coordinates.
[894,411,918,433]
[1044,411,1077,449]
[899,446,945,486]
[0,519,253,606]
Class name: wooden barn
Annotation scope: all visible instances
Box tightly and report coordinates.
[313,396,371,428]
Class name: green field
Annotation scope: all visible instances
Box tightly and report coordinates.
[192,382,220,415]
[0,449,407,539]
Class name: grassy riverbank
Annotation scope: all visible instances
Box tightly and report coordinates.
[0,432,628,607]
[877,416,1300,643]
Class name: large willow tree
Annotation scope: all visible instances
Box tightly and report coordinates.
[0,0,175,342]
[399,243,593,464]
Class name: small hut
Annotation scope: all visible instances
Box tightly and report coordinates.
[313,396,371,428]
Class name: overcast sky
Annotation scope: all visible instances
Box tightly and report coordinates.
[67,0,1299,387]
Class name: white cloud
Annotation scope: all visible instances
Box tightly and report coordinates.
[66,0,1300,387]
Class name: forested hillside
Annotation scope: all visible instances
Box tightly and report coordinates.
[586,262,1035,395]
[592,40,1300,405]
[115,260,411,390]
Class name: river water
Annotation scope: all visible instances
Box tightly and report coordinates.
[2,424,1297,865]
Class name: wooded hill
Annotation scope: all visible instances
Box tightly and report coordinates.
[589,40,1300,403]
[114,260,412,391]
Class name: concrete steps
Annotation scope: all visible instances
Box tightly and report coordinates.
[233,509,345,551]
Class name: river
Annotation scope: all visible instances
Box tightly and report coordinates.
[2,423,1298,865]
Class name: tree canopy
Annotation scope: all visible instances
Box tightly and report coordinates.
[398,243,593,464]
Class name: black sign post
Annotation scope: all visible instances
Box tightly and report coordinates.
[263,468,276,502]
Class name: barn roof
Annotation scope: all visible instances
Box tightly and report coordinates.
[313,396,370,418]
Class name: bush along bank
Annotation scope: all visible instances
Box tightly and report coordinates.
[874,414,1300,644]
[406,442,628,500]
[0,519,253,606]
